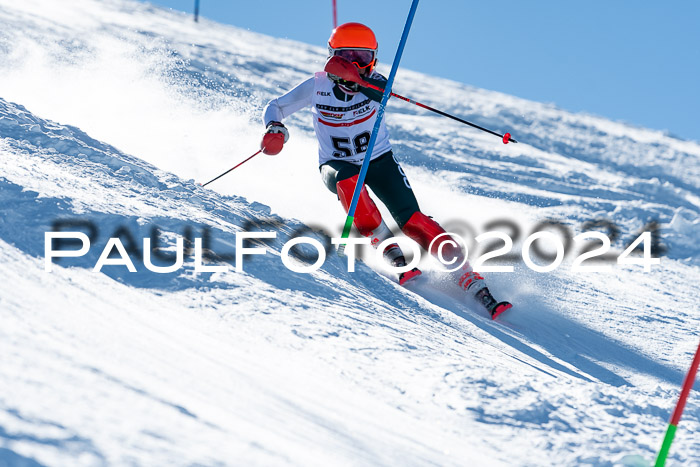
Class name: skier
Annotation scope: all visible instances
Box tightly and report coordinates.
[261,22,511,319]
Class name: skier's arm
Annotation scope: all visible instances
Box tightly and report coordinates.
[261,77,314,155]
[263,77,314,126]
[359,74,388,103]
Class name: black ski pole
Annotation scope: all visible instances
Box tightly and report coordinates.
[392,93,517,144]
[325,56,517,144]
[199,149,262,187]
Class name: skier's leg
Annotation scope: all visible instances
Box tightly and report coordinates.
[362,153,463,262]
[320,160,384,238]
[402,212,510,315]
[320,161,420,283]
[402,211,485,288]
[335,176,382,237]
[363,152,420,229]
[362,153,477,284]
[365,153,510,315]
[334,175,410,269]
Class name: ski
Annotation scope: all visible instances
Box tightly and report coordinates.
[490,302,513,320]
[398,267,422,285]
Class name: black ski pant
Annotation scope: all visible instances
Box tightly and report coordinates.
[320,151,420,229]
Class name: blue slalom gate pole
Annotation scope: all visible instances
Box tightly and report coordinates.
[338,0,420,252]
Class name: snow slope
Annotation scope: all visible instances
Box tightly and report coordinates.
[0,1,698,465]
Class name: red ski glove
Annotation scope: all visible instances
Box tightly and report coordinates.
[261,121,289,155]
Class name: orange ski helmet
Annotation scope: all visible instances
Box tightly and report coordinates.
[328,22,378,75]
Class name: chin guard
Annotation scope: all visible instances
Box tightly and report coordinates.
[328,72,360,93]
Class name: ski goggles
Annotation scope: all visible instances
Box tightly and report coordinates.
[332,48,376,70]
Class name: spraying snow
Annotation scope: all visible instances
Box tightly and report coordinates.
[0,1,698,465]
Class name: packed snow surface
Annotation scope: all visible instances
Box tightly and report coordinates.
[0,1,698,465]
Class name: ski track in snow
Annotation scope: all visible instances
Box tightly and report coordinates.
[0,1,699,466]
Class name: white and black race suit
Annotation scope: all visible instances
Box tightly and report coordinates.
[263,71,392,166]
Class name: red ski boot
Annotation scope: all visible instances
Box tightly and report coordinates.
[476,287,513,320]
